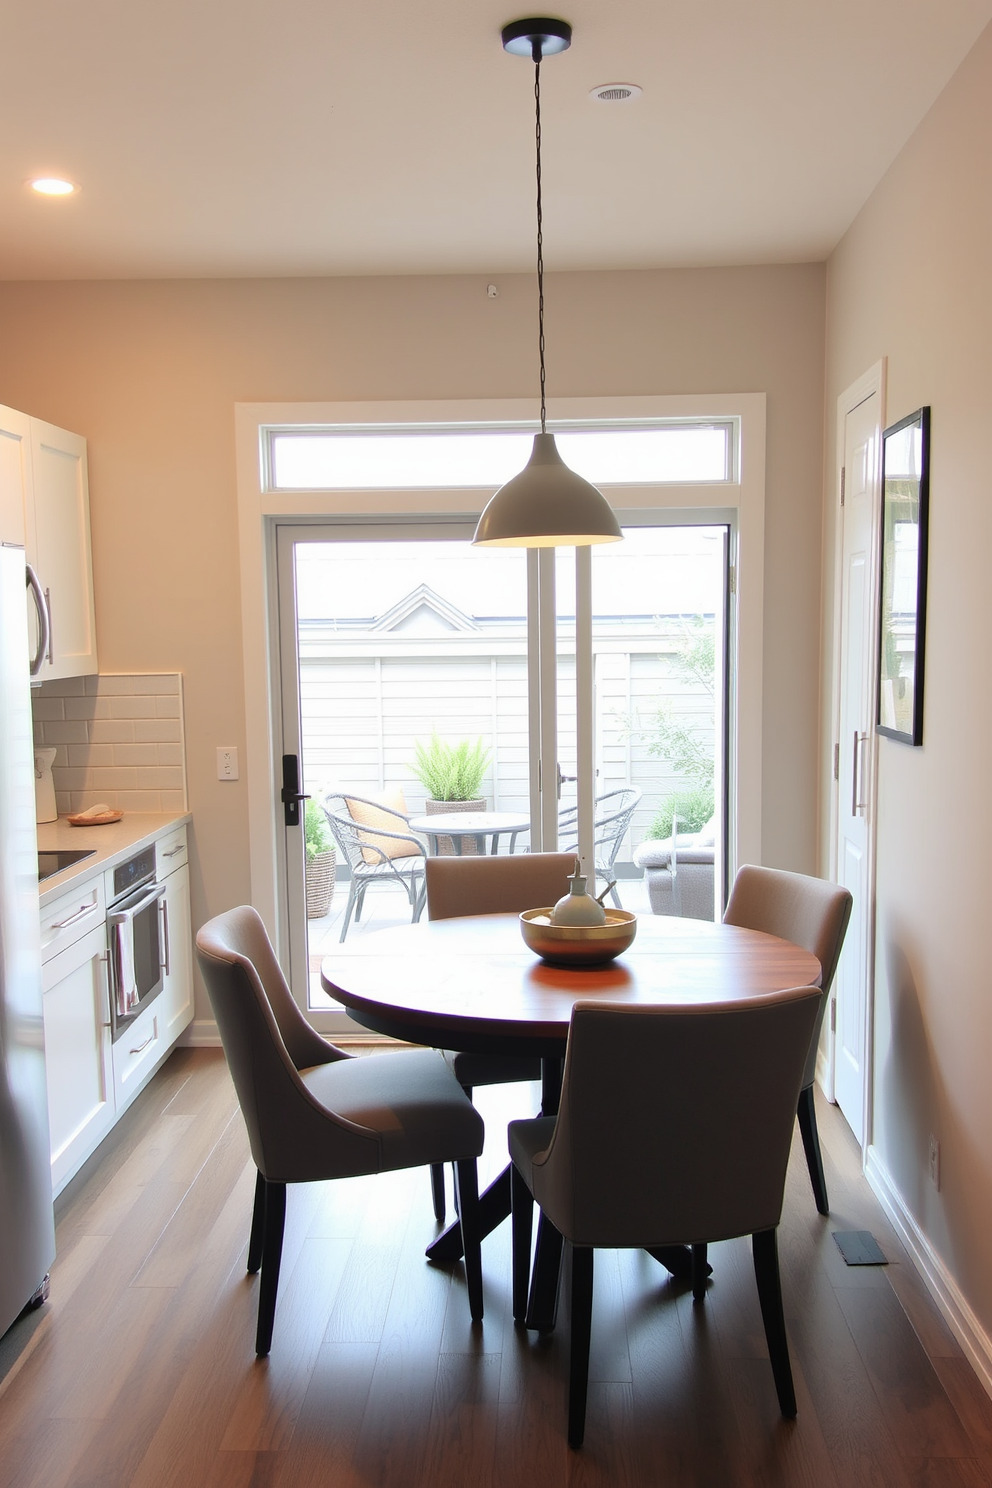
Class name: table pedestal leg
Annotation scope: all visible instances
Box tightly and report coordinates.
[426,1165,511,1264]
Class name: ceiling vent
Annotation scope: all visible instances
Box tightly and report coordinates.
[589,83,642,103]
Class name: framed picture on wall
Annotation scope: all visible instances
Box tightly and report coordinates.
[877,406,930,745]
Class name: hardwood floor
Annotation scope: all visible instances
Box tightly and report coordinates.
[2,1046,991,1487]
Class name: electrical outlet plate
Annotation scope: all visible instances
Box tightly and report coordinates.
[217,746,239,781]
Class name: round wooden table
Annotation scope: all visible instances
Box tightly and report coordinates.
[321,911,821,1322]
[320,910,821,1057]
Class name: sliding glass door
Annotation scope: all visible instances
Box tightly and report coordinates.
[274,515,728,1029]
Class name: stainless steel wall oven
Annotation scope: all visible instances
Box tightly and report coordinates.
[107,847,168,1042]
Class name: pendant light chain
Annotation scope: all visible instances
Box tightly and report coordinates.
[534,51,547,435]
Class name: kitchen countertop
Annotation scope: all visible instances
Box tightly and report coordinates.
[37,812,191,906]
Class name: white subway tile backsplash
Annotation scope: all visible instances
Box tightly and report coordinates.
[135,718,180,743]
[65,696,112,720]
[110,697,156,719]
[43,721,89,745]
[32,673,187,813]
[89,720,135,744]
[92,675,135,696]
[113,743,158,766]
[31,697,65,721]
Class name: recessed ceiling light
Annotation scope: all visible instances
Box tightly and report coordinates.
[29,177,77,196]
[589,83,642,103]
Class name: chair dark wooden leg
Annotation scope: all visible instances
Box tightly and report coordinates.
[525,1210,564,1333]
[510,1163,534,1323]
[797,1084,830,1215]
[454,1159,484,1322]
[255,1180,286,1356]
[751,1228,797,1417]
[247,1169,266,1274]
[568,1246,594,1448]
[691,1242,708,1302]
[430,1163,446,1222]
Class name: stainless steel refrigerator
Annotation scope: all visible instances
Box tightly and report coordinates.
[0,539,55,1338]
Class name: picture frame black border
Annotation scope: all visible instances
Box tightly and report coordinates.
[876,405,930,746]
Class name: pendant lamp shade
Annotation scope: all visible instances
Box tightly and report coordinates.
[473,432,622,547]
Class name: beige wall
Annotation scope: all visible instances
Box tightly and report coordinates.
[824,26,992,1357]
[0,262,825,1013]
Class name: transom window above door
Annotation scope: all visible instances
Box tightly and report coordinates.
[266,422,737,491]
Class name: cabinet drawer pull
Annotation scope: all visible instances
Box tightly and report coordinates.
[162,844,184,858]
[51,901,97,931]
[129,1033,155,1056]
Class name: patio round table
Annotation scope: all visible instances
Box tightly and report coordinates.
[407,810,530,856]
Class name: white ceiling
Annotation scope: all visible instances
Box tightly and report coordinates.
[3,0,991,281]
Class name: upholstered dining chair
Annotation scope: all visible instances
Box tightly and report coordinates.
[322,790,427,942]
[195,905,485,1355]
[509,988,821,1447]
[424,851,578,1221]
[723,865,853,1216]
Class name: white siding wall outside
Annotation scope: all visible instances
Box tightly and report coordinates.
[299,631,714,867]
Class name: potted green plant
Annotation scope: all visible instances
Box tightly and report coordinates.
[411,732,491,854]
[304,798,336,918]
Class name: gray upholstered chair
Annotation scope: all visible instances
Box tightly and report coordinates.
[724,865,853,1216]
[557,787,641,907]
[633,815,716,920]
[509,988,821,1447]
[322,791,427,942]
[195,905,485,1355]
[425,851,578,1221]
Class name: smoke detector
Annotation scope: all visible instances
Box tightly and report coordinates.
[589,83,642,103]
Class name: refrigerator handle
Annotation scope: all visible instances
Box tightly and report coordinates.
[25,564,50,679]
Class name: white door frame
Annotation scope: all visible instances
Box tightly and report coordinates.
[234,393,766,977]
[825,360,886,1152]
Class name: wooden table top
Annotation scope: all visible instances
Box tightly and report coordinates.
[320,912,822,1056]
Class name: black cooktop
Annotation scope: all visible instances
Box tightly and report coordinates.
[38,848,97,882]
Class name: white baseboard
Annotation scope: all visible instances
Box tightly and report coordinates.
[184,1018,221,1047]
[865,1144,992,1398]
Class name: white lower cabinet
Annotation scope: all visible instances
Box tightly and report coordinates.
[41,821,194,1196]
[43,922,114,1195]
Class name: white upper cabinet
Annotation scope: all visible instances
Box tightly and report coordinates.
[28,420,98,679]
[0,404,98,679]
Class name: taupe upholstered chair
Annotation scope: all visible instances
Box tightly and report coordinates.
[195,906,485,1355]
[509,989,821,1447]
[724,865,853,1215]
[425,852,578,1221]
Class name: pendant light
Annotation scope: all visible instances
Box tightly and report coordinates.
[473,18,622,548]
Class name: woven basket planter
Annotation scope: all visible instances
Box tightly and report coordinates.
[425,797,485,856]
[305,852,337,918]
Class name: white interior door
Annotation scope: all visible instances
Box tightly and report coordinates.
[833,386,882,1144]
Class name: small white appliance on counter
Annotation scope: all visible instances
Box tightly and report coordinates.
[34,746,57,824]
[0,540,56,1339]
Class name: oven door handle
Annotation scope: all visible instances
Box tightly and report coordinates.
[108,880,167,924]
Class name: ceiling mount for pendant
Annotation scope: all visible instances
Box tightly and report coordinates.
[501,17,572,59]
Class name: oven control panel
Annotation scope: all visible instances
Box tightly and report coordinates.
[112,847,156,903]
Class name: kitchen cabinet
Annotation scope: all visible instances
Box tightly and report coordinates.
[41,887,114,1196]
[0,403,98,680]
[157,827,194,1046]
[40,816,193,1196]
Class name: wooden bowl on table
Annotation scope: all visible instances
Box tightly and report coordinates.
[519,908,637,967]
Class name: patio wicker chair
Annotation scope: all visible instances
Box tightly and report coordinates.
[322,791,428,942]
[557,787,642,907]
